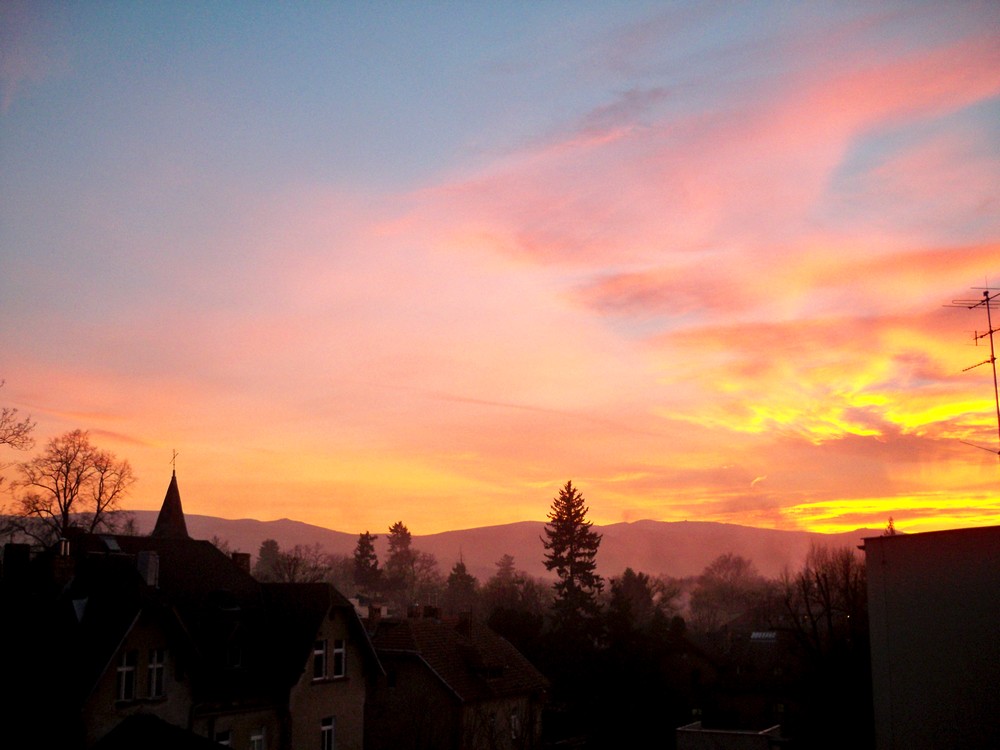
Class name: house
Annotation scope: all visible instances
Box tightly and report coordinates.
[688,615,798,732]
[366,610,549,750]
[0,471,381,750]
[262,582,372,750]
[863,525,1000,750]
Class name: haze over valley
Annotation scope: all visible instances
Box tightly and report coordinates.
[128,510,880,582]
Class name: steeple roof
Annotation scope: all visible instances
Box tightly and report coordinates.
[151,471,189,539]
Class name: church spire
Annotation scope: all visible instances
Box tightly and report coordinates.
[151,470,189,539]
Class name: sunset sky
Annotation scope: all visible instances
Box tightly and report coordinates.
[2,1,998,536]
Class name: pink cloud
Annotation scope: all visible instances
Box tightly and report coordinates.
[376,26,998,331]
[577,243,998,325]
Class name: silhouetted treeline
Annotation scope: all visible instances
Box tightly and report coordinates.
[241,496,873,749]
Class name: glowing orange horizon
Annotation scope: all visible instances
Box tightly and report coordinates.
[2,4,998,542]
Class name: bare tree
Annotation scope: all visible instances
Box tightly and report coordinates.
[413,550,444,605]
[650,574,683,617]
[12,430,135,543]
[210,534,235,555]
[777,545,871,746]
[780,544,866,657]
[273,543,333,583]
[0,383,35,452]
[253,539,334,583]
[0,381,35,491]
[689,553,766,631]
[323,553,354,592]
[0,384,35,539]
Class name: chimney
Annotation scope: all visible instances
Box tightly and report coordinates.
[231,552,251,574]
[52,537,75,586]
[367,603,382,631]
[136,550,159,587]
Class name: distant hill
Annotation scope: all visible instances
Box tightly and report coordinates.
[128,511,879,582]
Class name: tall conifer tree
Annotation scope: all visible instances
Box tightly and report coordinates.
[542,480,603,635]
[384,521,416,603]
[353,530,381,596]
[443,559,479,615]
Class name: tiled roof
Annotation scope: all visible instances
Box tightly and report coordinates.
[372,617,548,703]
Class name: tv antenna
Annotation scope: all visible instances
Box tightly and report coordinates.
[947,286,1000,459]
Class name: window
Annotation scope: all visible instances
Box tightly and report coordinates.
[214,729,231,747]
[116,650,137,701]
[312,639,327,680]
[148,648,166,697]
[332,639,346,678]
[250,728,265,750]
[320,716,335,750]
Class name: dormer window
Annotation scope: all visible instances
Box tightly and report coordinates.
[100,535,121,552]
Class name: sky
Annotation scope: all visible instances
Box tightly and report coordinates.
[1,1,998,537]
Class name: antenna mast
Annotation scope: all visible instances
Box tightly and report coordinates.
[948,287,1000,459]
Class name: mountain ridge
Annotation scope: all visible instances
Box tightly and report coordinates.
[126,510,879,582]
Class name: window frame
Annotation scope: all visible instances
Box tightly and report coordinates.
[147,647,166,698]
[320,716,335,750]
[312,639,328,681]
[116,649,137,702]
[331,639,346,679]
